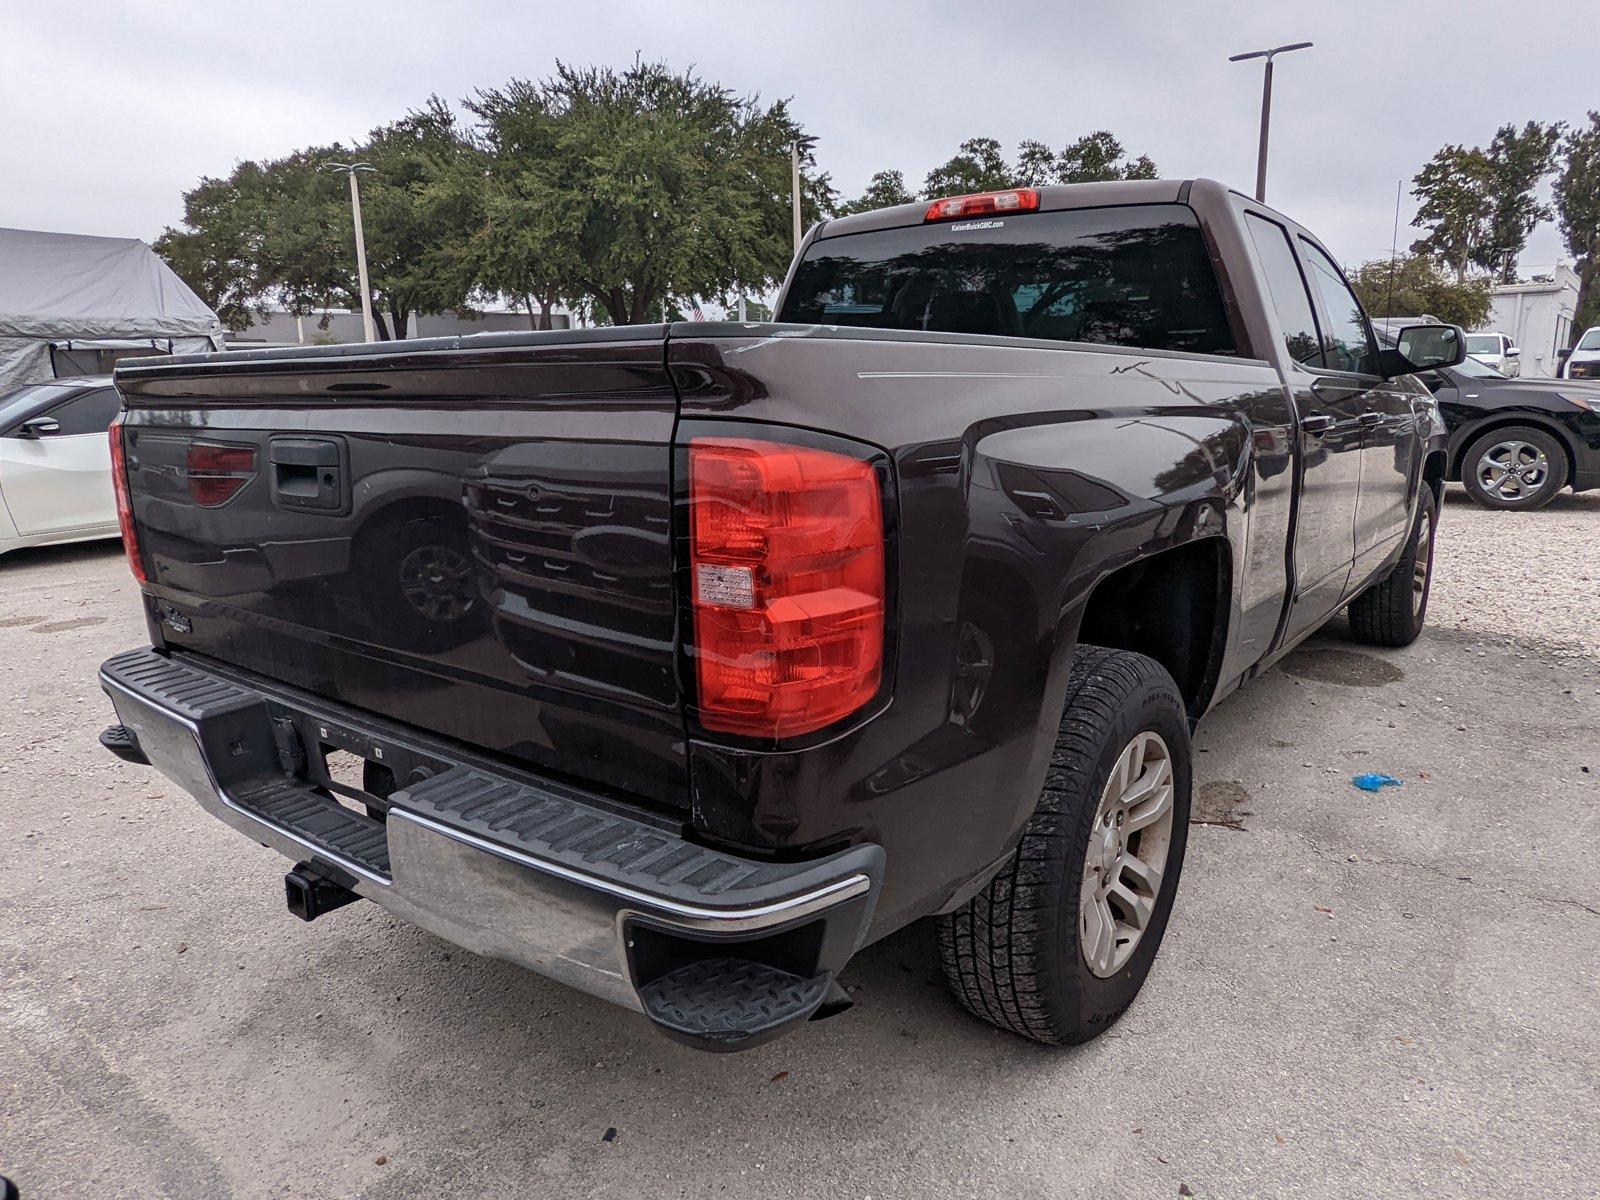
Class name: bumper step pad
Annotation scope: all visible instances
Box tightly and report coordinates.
[232,776,390,877]
[638,959,832,1049]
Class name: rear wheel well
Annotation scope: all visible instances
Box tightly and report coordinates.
[1076,539,1229,720]
[1450,418,1577,486]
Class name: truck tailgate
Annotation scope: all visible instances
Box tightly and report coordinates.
[113,329,687,810]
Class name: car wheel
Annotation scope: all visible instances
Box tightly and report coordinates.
[1347,485,1436,648]
[935,645,1191,1045]
[1460,425,1568,511]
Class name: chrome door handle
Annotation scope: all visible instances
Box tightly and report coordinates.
[1358,411,1384,427]
[1301,414,1336,436]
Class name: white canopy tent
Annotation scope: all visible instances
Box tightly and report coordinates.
[0,227,224,392]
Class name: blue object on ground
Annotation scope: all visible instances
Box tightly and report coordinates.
[1351,773,1403,792]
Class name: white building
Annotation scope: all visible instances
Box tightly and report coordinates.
[1480,264,1580,378]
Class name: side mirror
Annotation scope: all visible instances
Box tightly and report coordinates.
[1507,346,1521,357]
[16,416,62,439]
[1558,348,1574,362]
[1381,323,1467,377]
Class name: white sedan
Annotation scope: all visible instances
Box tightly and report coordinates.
[0,376,122,557]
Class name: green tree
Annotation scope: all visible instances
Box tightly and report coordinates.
[466,60,832,326]
[837,170,916,215]
[156,106,477,339]
[355,99,485,337]
[923,137,1015,197]
[1349,253,1493,329]
[1411,122,1565,283]
[1013,139,1059,187]
[153,163,273,332]
[436,79,578,329]
[1554,112,1600,335]
[1054,131,1158,182]
[917,132,1159,200]
[1480,121,1565,281]
[1410,145,1497,280]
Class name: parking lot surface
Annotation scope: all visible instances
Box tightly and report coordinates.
[2,488,1596,1199]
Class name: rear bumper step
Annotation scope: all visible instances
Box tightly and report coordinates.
[98,647,882,1050]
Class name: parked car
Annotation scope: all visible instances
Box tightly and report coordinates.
[1563,326,1600,380]
[0,376,121,557]
[1465,331,1521,377]
[1382,332,1600,509]
[96,178,1458,1052]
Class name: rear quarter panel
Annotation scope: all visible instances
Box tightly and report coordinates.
[670,326,1292,931]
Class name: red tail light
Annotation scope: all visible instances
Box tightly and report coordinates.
[186,441,257,507]
[689,437,885,739]
[924,188,1039,223]
[108,412,148,585]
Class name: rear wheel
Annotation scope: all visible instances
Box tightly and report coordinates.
[1347,485,1435,647]
[936,645,1191,1045]
[1460,425,1567,510]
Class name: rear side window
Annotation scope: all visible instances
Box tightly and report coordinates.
[779,204,1237,356]
[1244,213,1323,368]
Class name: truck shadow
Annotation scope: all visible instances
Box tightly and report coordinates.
[238,903,1101,1167]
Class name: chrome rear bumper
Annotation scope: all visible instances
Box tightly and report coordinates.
[99,647,882,1049]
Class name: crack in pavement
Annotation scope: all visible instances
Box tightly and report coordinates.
[1278,829,1600,919]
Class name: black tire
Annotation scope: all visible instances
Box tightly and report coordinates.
[1459,425,1568,511]
[935,645,1191,1045]
[1347,485,1436,648]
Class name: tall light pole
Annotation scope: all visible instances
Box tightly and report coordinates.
[1229,42,1312,203]
[323,161,378,342]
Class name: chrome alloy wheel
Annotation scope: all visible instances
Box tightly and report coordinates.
[1477,440,1549,502]
[1079,731,1175,978]
[1412,510,1433,617]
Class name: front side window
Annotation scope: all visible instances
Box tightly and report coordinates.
[779,204,1237,356]
[1300,240,1379,374]
[45,388,122,436]
[1243,213,1323,368]
[0,383,76,432]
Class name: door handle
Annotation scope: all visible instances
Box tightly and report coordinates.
[1300,414,1336,436]
[1358,411,1384,427]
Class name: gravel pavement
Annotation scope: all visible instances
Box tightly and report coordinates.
[1,486,1596,1199]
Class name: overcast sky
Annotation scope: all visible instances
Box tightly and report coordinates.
[4,0,1596,276]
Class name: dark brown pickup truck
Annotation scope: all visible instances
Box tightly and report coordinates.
[97,178,1463,1051]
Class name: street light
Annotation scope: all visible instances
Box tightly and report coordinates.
[1228,42,1312,203]
[323,161,378,342]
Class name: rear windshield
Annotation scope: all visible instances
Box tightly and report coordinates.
[778,204,1237,356]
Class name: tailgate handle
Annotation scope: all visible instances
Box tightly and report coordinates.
[269,436,348,514]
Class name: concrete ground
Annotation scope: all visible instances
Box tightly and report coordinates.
[1,488,1596,1200]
